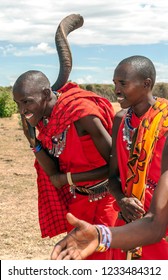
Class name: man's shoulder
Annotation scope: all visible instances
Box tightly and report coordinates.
[112,109,126,135]
[115,109,127,119]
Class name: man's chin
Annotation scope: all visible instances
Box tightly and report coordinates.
[119,103,129,109]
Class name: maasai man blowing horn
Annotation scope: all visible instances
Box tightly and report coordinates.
[12,14,117,260]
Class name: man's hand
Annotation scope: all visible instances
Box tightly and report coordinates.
[21,114,36,147]
[51,213,99,260]
[118,197,145,222]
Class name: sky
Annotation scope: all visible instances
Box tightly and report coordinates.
[0,0,168,87]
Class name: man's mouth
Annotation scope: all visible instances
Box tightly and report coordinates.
[24,113,34,120]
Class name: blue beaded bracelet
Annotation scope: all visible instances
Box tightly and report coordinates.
[32,143,42,153]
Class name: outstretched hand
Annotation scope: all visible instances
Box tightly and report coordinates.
[51,213,99,260]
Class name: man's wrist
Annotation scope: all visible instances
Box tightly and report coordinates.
[117,195,126,207]
[30,139,40,148]
[30,140,43,153]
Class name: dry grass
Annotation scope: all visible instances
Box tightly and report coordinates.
[0,114,65,260]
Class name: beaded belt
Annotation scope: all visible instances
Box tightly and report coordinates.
[69,179,109,202]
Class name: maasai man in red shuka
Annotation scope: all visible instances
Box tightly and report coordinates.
[109,55,168,260]
[12,15,117,260]
[13,75,117,260]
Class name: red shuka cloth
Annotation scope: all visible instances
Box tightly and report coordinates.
[34,83,118,259]
[113,102,168,260]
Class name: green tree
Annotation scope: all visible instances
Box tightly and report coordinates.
[0,87,17,117]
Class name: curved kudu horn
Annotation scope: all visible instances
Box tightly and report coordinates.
[52,14,84,91]
[26,14,84,139]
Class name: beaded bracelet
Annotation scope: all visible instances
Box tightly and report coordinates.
[31,143,42,153]
[95,224,112,252]
[67,172,74,186]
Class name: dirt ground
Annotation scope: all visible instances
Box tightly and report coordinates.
[0,103,121,260]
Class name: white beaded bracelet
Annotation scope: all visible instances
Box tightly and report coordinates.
[67,172,74,186]
[95,224,112,252]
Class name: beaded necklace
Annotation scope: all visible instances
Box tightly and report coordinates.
[50,127,69,157]
[122,108,137,150]
[43,91,69,157]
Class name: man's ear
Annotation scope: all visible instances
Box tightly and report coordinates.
[42,88,52,100]
[144,78,152,88]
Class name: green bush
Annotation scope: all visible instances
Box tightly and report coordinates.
[79,83,117,102]
[80,83,168,101]
[153,83,168,99]
[0,88,18,117]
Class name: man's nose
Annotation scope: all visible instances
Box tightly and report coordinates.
[19,103,26,115]
[114,85,121,95]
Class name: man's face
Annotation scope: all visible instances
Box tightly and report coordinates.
[113,63,146,109]
[13,84,47,127]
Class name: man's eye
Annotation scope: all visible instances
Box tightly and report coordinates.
[23,100,32,104]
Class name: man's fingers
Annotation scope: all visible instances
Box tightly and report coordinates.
[128,199,145,214]
[20,114,29,134]
[133,198,143,206]
[20,114,27,125]
[66,213,80,227]
[56,249,70,260]
[127,206,144,216]
[133,199,145,212]
[63,255,72,260]
[55,248,77,260]
[51,243,66,260]
[66,212,88,230]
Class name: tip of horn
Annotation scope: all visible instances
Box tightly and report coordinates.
[62,13,84,27]
[52,14,84,91]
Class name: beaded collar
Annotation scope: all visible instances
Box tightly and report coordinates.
[122,108,137,150]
